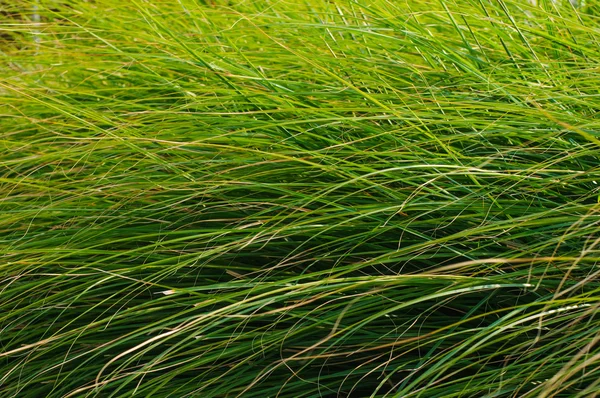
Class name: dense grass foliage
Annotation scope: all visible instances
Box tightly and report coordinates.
[2,0,600,396]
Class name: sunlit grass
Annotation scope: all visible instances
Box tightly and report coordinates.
[1,0,600,396]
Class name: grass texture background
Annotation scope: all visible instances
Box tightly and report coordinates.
[1,0,600,396]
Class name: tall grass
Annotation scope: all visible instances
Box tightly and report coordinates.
[1,0,600,396]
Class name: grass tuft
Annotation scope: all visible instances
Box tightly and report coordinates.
[1,0,600,396]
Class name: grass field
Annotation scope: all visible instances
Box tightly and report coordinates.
[1,0,600,396]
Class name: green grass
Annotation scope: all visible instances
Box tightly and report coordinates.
[1,0,600,396]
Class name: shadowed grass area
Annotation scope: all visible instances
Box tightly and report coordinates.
[1,0,600,396]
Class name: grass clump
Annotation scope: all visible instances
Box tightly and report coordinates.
[1,0,600,396]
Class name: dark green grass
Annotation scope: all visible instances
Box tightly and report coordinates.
[1,0,600,396]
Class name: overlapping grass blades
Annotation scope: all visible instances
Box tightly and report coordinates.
[1,0,600,396]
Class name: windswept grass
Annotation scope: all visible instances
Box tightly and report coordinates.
[1,0,600,396]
